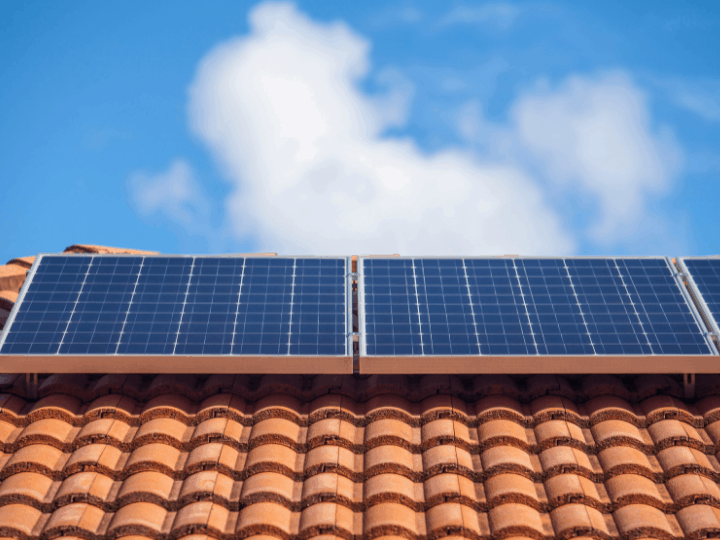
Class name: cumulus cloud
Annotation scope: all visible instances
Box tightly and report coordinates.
[188,2,573,255]
[512,73,681,242]
[127,159,213,235]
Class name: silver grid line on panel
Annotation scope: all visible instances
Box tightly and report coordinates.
[562,258,597,355]
[285,258,298,353]
[115,257,145,355]
[411,259,426,356]
[56,257,94,354]
[172,257,196,355]
[461,259,483,356]
[613,258,652,352]
[512,259,539,355]
[229,258,247,354]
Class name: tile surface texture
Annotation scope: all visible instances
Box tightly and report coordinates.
[0,372,716,539]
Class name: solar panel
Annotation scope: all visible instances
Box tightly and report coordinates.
[678,257,720,339]
[359,257,715,358]
[0,255,349,361]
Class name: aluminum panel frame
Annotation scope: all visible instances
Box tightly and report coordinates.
[678,256,720,342]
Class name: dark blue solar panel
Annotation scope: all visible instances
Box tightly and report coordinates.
[0,255,348,356]
[681,258,720,336]
[361,257,713,356]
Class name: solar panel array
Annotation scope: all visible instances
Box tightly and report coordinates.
[360,257,714,357]
[679,257,720,337]
[0,255,348,356]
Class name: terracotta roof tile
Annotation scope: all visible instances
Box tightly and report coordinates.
[0,255,27,312]
[613,503,675,536]
[656,445,714,474]
[237,501,294,535]
[64,444,123,475]
[0,503,44,534]
[485,473,539,506]
[108,501,168,533]
[63,244,159,255]
[544,473,602,508]
[488,502,546,536]
[0,371,718,537]
[0,471,54,503]
[676,504,720,537]
[241,470,294,500]
[44,501,106,533]
[117,471,174,502]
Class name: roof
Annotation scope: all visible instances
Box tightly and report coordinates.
[1,246,720,539]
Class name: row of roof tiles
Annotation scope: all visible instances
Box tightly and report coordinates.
[4,380,720,431]
[2,386,720,539]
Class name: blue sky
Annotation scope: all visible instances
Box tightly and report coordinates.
[1,1,719,261]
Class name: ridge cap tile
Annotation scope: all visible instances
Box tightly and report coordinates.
[63,244,159,255]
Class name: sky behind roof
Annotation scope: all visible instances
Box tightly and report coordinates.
[1,1,719,260]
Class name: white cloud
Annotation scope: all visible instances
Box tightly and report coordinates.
[676,91,720,122]
[187,1,573,255]
[438,3,521,30]
[127,159,213,234]
[659,77,720,123]
[511,73,681,242]
[370,5,423,27]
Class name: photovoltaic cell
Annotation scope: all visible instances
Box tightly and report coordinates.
[116,257,193,355]
[175,257,245,356]
[361,257,713,356]
[0,255,348,356]
[680,257,720,337]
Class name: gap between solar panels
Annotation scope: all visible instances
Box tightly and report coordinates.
[358,256,720,374]
[0,254,353,373]
[3,253,720,375]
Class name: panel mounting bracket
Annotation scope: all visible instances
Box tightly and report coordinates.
[683,373,696,400]
[25,373,38,400]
